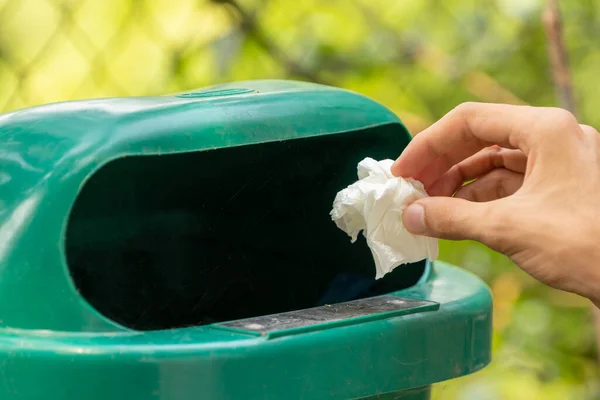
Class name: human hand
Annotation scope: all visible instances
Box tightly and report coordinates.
[391,103,600,305]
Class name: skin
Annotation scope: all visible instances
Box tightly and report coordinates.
[391,103,600,307]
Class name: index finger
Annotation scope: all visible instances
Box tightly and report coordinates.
[391,103,579,178]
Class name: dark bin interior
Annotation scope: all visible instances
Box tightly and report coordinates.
[65,124,426,331]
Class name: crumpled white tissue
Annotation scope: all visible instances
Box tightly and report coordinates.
[331,157,438,279]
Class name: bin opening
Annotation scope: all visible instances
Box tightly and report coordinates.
[66,124,425,331]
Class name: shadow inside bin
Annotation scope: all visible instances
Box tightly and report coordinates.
[65,124,425,330]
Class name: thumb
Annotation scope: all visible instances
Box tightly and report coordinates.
[403,197,508,244]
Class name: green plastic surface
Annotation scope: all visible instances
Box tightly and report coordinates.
[0,80,492,399]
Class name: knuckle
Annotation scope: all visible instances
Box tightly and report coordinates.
[483,146,506,169]
[581,124,599,136]
[452,102,480,117]
[478,205,513,250]
[545,107,579,129]
[450,103,484,140]
[488,167,512,179]
[451,164,469,187]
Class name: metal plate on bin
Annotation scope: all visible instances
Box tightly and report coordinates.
[213,295,439,338]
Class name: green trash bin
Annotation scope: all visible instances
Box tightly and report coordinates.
[0,80,492,399]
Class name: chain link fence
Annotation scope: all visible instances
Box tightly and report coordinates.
[0,0,378,114]
[0,0,265,112]
[0,0,487,130]
[0,0,562,130]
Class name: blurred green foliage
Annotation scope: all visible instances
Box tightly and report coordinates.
[0,0,599,398]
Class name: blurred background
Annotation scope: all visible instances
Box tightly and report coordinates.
[0,0,599,398]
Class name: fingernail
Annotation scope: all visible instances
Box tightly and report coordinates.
[403,203,426,234]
